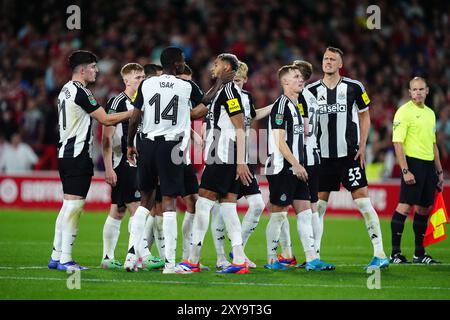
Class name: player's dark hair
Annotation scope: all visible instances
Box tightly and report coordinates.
[326,46,344,59]
[143,63,163,78]
[68,50,98,71]
[217,53,239,71]
[181,63,192,76]
[293,60,313,81]
[160,47,184,69]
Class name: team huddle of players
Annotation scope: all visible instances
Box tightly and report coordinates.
[48,46,390,274]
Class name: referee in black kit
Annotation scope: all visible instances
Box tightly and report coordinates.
[390,77,444,264]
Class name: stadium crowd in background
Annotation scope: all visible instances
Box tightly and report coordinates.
[0,0,449,177]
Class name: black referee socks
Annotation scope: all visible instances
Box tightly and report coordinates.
[413,213,429,257]
[391,211,407,255]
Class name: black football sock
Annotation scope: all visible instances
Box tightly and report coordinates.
[413,213,428,257]
[391,211,407,255]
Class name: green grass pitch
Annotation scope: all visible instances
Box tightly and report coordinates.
[0,209,449,300]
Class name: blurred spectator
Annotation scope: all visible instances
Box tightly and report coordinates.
[0,133,38,174]
[436,106,450,173]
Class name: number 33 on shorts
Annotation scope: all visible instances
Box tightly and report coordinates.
[348,167,362,188]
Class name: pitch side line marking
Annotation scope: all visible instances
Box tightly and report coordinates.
[0,276,449,291]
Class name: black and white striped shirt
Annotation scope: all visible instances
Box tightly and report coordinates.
[241,89,256,164]
[306,77,370,158]
[300,90,321,166]
[204,82,244,164]
[264,95,304,175]
[105,92,133,168]
[57,80,100,158]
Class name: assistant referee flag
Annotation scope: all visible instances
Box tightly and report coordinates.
[423,192,448,247]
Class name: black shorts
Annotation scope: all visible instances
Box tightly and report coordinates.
[155,185,162,203]
[183,164,199,197]
[267,167,310,207]
[58,151,93,198]
[319,155,368,192]
[111,158,141,206]
[200,163,240,196]
[306,164,319,203]
[399,156,438,207]
[137,138,185,197]
[238,164,261,199]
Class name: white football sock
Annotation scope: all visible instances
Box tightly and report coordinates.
[182,212,195,260]
[241,194,265,248]
[51,201,67,261]
[311,211,322,258]
[190,197,215,264]
[140,214,155,258]
[153,215,165,260]
[220,202,245,265]
[354,198,386,258]
[266,212,287,263]
[211,202,226,261]
[128,206,149,257]
[60,200,84,264]
[163,211,177,265]
[316,199,328,256]
[297,209,317,262]
[279,217,293,258]
[128,216,133,234]
[102,215,121,260]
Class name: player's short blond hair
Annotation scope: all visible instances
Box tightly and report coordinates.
[277,64,299,81]
[120,63,144,78]
[236,61,249,79]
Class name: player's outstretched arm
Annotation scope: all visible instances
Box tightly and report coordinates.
[253,104,274,120]
[90,107,132,126]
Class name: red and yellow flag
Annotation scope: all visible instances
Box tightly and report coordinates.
[423,192,449,247]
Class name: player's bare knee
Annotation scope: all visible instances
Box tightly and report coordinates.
[396,203,411,215]
[161,196,176,212]
[351,186,369,200]
[198,188,218,201]
[184,194,197,213]
[318,192,330,202]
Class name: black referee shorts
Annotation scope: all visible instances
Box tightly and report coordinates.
[399,156,438,207]
[111,158,140,206]
[58,150,93,198]
[137,138,185,197]
[267,166,310,207]
[319,155,368,192]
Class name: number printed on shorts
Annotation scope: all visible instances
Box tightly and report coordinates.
[348,167,361,181]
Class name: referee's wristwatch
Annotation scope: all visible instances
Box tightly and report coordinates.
[402,168,409,175]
